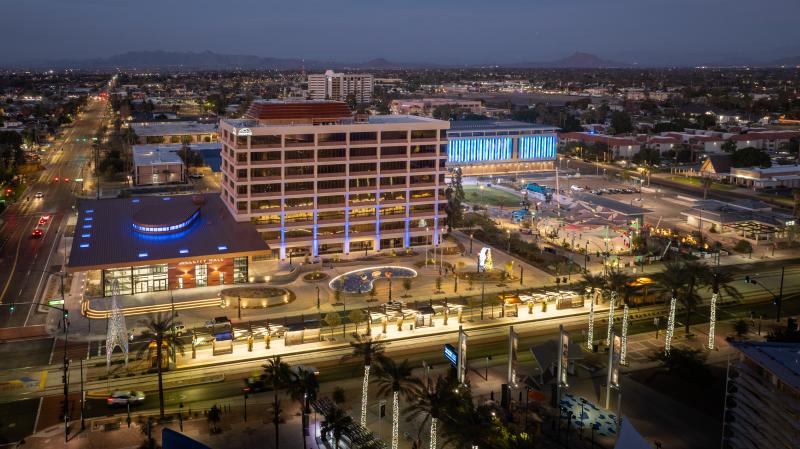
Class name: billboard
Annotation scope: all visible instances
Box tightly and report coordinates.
[557,325,569,388]
[508,326,518,385]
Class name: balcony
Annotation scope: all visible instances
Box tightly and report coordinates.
[250,159,282,166]
[317,216,347,226]
[348,184,378,193]
[250,143,282,149]
[410,152,438,159]
[285,173,315,180]
[349,155,379,162]
[317,171,347,179]
[317,202,346,210]
[410,210,436,218]
[380,138,408,145]
[250,175,282,183]
[283,158,316,165]
[379,168,408,175]
[379,153,408,160]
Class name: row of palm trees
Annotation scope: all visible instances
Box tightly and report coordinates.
[581,259,742,343]
[344,334,535,449]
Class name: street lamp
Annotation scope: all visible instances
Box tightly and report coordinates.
[506,229,511,253]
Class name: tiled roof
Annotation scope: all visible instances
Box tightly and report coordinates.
[245,100,352,121]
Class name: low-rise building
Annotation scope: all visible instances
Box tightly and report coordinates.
[729,164,800,189]
[681,198,794,241]
[130,121,219,144]
[390,98,484,116]
[559,132,641,159]
[132,145,185,186]
[447,120,557,175]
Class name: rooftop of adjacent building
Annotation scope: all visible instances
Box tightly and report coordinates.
[129,121,219,136]
[132,143,221,166]
[67,193,268,271]
[732,341,800,392]
[450,119,557,132]
[225,100,447,129]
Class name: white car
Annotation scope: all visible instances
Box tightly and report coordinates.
[107,391,145,405]
[34,192,43,198]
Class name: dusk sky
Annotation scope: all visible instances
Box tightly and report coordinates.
[3,0,800,65]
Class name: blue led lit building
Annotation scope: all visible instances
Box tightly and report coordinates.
[446,120,557,175]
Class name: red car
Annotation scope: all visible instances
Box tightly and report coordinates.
[63,178,70,183]
[31,229,44,238]
[38,215,51,226]
[53,176,59,182]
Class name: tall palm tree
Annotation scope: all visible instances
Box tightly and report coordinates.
[343,334,386,428]
[405,376,458,449]
[372,357,422,449]
[604,269,631,344]
[136,313,185,419]
[581,272,606,350]
[656,261,689,353]
[320,404,353,449]
[288,367,319,449]
[263,356,292,449]
[681,260,712,335]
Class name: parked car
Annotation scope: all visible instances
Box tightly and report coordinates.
[107,391,145,406]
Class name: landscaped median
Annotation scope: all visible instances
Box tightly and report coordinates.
[85,373,225,399]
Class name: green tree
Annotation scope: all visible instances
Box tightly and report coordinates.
[649,347,711,385]
[734,319,749,337]
[581,272,606,305]
[263,356,292,449]
[324,312,341,339]
[611,111,633,134]
[402,278,413,297]
[721,140,737,153]
[734,239,753,255]
[348,308,366,335]
[136,313,185,419]
[631,147,661,166]
[731,147,771,168]
[372,357,422,449]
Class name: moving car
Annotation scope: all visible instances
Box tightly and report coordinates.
[31,229,44,238]
[107,391,146,406]
[38,215,50,225]
[189,172,204,179]
[34,192,43,198]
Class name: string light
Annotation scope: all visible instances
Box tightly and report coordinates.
[392,391,400,449]
[708,293,718,350]
[430,417,438,449]
[606,292,616,346]
[621,305,629,364]
[665,297,677,355]
[361,365,370,427]
[587,291,595,351]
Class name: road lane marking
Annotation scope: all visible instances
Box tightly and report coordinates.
[0,220,29,303]
[39,371,47,391]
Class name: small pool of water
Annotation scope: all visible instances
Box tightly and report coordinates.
[329,266,417,294]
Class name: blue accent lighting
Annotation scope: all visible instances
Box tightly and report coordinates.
[132,209,201,234]
[179,249,189,254]
[85,209,94,214]
[518,135,557,161]
[82,224,92,229]
[138,252,148,258]
[81,233,90,238]
[79,243,90,248]
[447,137,512,163]
[217,245,228,251]
[132,199,140,203]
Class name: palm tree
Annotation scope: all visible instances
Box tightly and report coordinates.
[656,261,689,352]
[136,313,185,419]
[604,269,631,344]
[343,334,386,428]
[263,356,292,449]
[320,404,353,449]
[681,260,712,335]
[372,357,422,449]
[580,272,606,305]
[405,376,458,449]
[288,367,319,449]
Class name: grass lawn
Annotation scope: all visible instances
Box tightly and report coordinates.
[756,194,794,208]
[463,185,522,208]
[667,176,737,191]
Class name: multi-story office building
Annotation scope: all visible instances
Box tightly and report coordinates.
[218,100,449,260]
[723,341,800,449]
[446,120,558,175]
[308,70,374,104]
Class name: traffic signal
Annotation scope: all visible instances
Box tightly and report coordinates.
[63,310,69,318]
[8,303,14,314]
[744,276,751,284]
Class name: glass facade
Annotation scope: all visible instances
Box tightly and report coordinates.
[518,135,557,160]
[447,137,512,163]
[101,257,249,296]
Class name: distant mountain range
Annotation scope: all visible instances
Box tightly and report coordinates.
[6,50,800,70]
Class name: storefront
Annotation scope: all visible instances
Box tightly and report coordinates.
[68,193,269,297]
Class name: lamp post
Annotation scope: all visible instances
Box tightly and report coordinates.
[506,229,511,253]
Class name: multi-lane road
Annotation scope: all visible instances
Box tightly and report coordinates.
[0,98,106,329]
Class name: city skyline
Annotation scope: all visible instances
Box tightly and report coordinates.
[2,0,800,66]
